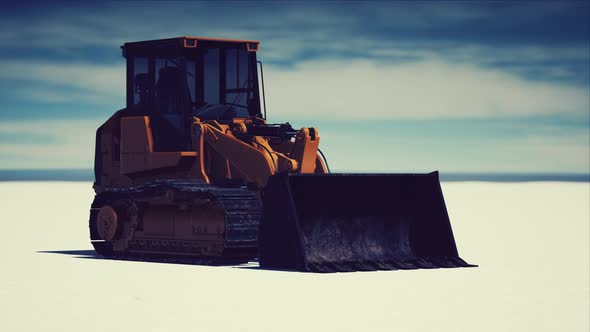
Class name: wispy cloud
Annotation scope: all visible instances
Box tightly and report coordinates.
[0,61,124,101]
[320,125,590,173]
[0,119,101,169]
[266,59,589,120]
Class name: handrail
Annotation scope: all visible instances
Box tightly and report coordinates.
[257,60,267,120]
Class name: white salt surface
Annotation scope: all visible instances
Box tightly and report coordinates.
[0,181,588,332]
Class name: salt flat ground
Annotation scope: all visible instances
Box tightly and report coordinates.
[0,181,588,332]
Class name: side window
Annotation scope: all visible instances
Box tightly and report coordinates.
[186,59,197,105]
[226,49,249,92]
[203,48,220,105]
[225,48,250,117]
[133,57,149,109]
[226,48,238,90]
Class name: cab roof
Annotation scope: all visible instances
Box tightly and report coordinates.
[121,36,260,58]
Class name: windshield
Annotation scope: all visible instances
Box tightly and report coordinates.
[189,47,260,120]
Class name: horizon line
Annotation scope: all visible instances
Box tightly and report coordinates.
[0,169,587,183]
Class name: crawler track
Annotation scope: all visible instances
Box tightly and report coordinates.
[90,180,261,262]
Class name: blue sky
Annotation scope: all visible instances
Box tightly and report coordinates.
[0,1,588,173]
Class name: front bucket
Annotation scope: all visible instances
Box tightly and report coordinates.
[258,172,474,272]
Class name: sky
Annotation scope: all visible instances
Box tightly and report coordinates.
[0,1,588,173]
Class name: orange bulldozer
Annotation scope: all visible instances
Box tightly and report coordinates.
[90,37,473,272]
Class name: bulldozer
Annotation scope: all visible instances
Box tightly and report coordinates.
[90,36,473,272]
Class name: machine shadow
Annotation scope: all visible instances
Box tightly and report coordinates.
[38,250,100,257]
[37,250,291,271]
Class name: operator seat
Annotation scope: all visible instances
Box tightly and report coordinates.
[150,66,193,151]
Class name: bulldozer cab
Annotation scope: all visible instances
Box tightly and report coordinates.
[122,37,262,151]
